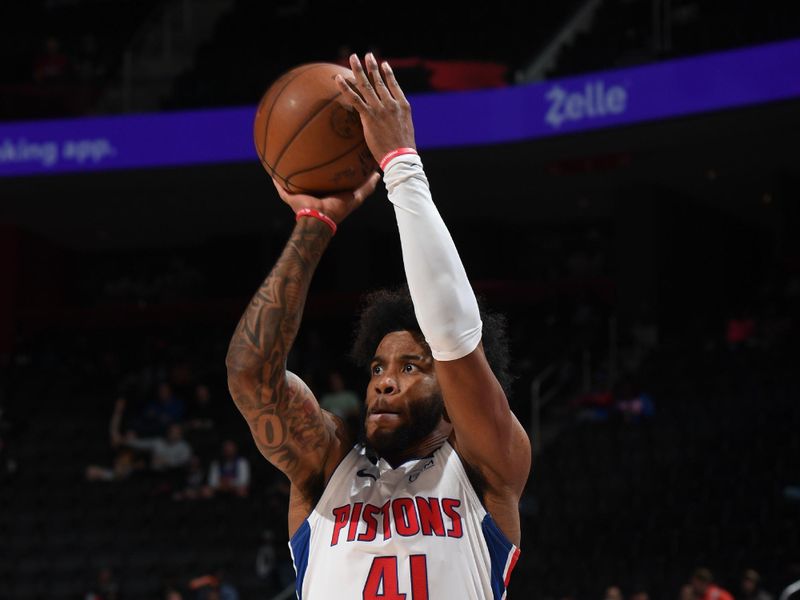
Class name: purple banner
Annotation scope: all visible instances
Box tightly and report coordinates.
[0,108,253,177]
[1,39,799,178]
[412,38,800,147]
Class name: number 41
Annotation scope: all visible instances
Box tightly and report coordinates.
[363,555,429,600]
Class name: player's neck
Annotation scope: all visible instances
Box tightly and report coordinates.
[382,421,451,469]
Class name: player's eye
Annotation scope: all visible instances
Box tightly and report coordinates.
[371,365,383,375]
[403,364,416,373]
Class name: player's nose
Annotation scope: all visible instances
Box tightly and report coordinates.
[374,374,398,395]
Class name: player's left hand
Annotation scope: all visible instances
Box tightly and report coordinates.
[272,171,381,225]
[335,53,416,164]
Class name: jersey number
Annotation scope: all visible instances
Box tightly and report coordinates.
[363,555,429,600]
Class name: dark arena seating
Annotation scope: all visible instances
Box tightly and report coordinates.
[2,1,800,599]
[549,0,800,78]
[0,0,161,119]
[520,324,800,598]
[164,0,584,108]
[1,223,798,599]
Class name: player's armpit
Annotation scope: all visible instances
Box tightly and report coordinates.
[435,344,531,497]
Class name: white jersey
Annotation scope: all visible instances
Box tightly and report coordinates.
[289,441,520,599]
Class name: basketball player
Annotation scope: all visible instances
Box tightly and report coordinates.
[226,53,531,599]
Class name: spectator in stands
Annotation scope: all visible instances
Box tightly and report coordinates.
[679,584,695,600]
[690,568,734,600]
[255,528,276,580]
[207,440,250,498]
[740,569,773,600]
[123,423,192,472]
[136,382,186,436]
[189,570,239,600]
[259,477,295,587]
[186,383,218,431]
[630,590,650,600]
[726,312,756,350]
[85,447,139,482]
[214,590,232,600]
[605,586,623,600]
[614,379,655,424]
[84,566,119,600]
[255,527,295,591]
[172,455,208,501]
[184,383,222,454]
[319,369,360,430]
[164,586,184,600]
[86,398,143,482]
[33,36,71,83]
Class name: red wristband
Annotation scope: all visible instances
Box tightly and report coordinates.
[379,147,418,171]
[296,208,337,235]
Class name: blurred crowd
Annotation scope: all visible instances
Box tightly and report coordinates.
[66,326,366,599]
[1,209,796,599]
[31,34,105,85]
[593,566,800,600]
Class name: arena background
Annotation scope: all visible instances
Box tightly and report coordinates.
[1,1,799,599]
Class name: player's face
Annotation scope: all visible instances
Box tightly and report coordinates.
[364,330,444,456]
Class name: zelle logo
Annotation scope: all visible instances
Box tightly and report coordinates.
[545,81,628,128]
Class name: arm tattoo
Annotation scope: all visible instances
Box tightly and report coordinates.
[226,218,333,478]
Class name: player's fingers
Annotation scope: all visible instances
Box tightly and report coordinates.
[334,75,368,112]
[365,52,390,102]
[272,177,291,199]
[353,171,381,204]
[272,178,302,211]
[349,54,381,105]
[381,61,408,105]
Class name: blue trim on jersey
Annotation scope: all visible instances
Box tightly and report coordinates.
[481,513,514,600]
[289,520,311,600]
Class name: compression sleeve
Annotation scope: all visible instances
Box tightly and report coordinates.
[383,153,482,361]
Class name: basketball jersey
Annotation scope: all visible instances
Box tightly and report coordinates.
[289,441,520,599]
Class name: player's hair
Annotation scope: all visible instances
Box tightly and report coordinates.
[350,287,513,394]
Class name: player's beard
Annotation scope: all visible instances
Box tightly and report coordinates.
[362,392,444,459]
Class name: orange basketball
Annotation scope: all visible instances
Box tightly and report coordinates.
[253,63,377,194]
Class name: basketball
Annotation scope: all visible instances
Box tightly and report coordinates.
[253,63,377,194]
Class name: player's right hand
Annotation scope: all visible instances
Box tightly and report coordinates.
[335,53,416,165]
[272,171,381,225]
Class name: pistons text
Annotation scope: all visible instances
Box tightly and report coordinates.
[330,497,463,545]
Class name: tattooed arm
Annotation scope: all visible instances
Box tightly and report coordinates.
[225,173,380,489]
[226,218,339,483]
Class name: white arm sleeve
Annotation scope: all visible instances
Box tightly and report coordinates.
[383,153,482,361]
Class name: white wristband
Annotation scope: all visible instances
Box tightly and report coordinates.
[384,154,482,361]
